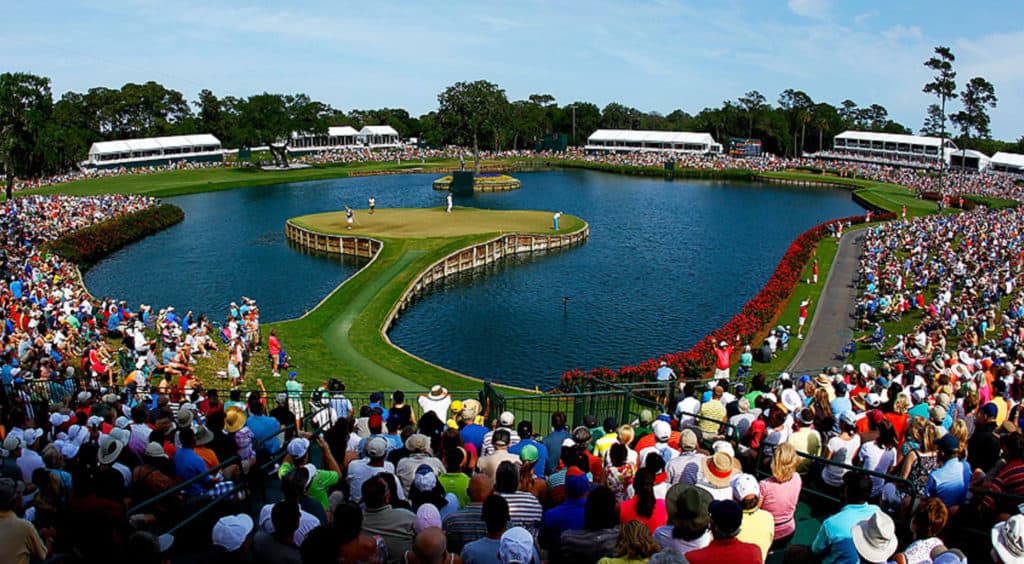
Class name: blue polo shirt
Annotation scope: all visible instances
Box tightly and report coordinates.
[926,458,972,508]
[247,414,282,454]
[811,503,880,564]
[460,423,487,452]
[509,438,548,478]
[540,497,586,551]
[174,447,211,495]
[542,430,571,476]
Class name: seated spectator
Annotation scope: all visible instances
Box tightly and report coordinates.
[811,472,880,564]
[665,429,705,486]
[279,436,340,511]
[409,465,459,519]
[438,448,471,509]
[598,519,662,564]
[821,411,861,491]
[732,473,773,561]
[252,501,301,564]
[560,485,620,563]
[540,467,589,554]
[404,526,462,564]
[199,513,254,564]
[992,514,1024,564]
[463,496,519,564]
[477,429,520,481]
[857,419,898,500]
[347,436,395,505]
[684,499,763,564]
[509,420,548,478]
[618,467,667,533]
[361,475,415,559]
[443,474,493,554]
[517,445,548,503]
[334,502,389,562]
[893,497,948,564]
[695,451,740,501]
[851,510,898,564]
[925,434,971,512]
[495,461,543,535]
[0,477,47,564]
[499,526,538,564]
[654,484,712,555]
[976,430,1024,522]
[398,434,445,496]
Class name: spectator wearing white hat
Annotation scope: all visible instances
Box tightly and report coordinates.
[347,436,396,505]
[500,526,538,564]
[482,412,521,457]
[731,473,774,561]
[419,385,452,422]
[15,429,44,483]
[278,436,340,511]
[201,513,254,562]
[851,510,898,564]
[992,514,1024,564]
[397,434,445,495]
[822,411,862,490]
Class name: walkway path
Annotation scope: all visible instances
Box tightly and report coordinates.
[787,229,865,374]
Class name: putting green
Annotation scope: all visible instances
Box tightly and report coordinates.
[272,206,588,392]
[290,207,583,238]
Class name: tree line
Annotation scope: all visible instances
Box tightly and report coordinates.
[0,44,1017,195]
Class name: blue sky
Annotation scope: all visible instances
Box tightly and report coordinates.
[3,0,1023,140]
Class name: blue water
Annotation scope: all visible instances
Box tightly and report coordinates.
[84,170,862,387]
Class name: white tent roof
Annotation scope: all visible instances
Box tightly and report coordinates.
[992,152,1024,168]
[587,129,717,145]
[359,125,399,136]
[328,126,359,137]
[834,130,953,148]
[89,134,221,155]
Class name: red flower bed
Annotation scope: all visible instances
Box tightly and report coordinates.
[557,212,895,391]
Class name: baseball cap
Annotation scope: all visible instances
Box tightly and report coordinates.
[709,500,743,534]
[572,426,592,445]
[499,411,515,427]
[652,420,671,441]
[839,410,857,426]
[276,392,287,404]
[981,402,999,418]
[212,514,254,552]
[639,409,654,424]
[865,393,881,408]
[289,371,298,379]
[731,473,759,501]
[413,465,438,492]
[679,429,698,451]
[565,467,590,498]
[937,434,960,454]
[519,444,539,463]
[287,438,310,459]
[365,436,388,458]
[3,435,24,452]
[499,527,535,564]
[492,429,511,447]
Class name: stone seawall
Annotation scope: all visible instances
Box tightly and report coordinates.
[754,175,855,189]
[284,220,590,332]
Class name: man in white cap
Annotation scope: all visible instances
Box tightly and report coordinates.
[347,436,397,505]
[207,513,254,559]
[639,420,678,467]
[418,385,451,422]
[15,430,44,483]
[713,336,740,381]
[732,473,774,561]
[656,361,676,405]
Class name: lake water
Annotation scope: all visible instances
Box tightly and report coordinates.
[84,170,862,387]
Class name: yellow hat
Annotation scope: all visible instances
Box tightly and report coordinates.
[451,400,463,413]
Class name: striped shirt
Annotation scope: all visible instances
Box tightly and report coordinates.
[442,504,487,553]
[498,491,544,534]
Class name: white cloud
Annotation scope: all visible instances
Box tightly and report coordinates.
[854,11,879,24]
[788,0,829,19]
[881,25,924,43]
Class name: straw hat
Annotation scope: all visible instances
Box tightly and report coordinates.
[224,406,247,433]
[701,452,741,488]
[427,385,448,401]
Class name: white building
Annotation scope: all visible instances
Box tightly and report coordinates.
[290,126,360,152]
[585,129,722,154]
[990,152,1024,177]
[829,130,958,165]
[948,148,991,171]
[357,125,401,148]
[86,134,223,169]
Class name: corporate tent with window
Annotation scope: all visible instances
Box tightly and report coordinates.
[585,129,722,154]
[86,134,224,169]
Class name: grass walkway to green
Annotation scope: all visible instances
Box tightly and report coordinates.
[264,207,586,392]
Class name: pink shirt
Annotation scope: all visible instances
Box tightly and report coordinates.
[268,336,281,357]
[758,473,801,539]
[714,347,733,370]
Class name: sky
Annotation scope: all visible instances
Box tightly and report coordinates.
[3,0,1023,140]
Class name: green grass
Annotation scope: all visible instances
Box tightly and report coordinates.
[292,207,582,238]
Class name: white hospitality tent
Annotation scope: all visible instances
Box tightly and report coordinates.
[357,125,401,148]
[948,148,991,171]
[86,134,223,168]
[585,129,722,154]
[291,126,360,151]
[831,130,957,163]
[991,152,1024,176]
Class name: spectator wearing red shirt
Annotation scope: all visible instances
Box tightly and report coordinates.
[685,499,763,564]
[267,329,282,378]
[713,336,740,380]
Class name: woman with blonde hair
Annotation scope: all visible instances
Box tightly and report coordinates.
[948,419,968,459]
[885,392,912,446]
[598,520,662,564]
[882,417,939,518]
[758,443,802,549]
[613,424,638,467]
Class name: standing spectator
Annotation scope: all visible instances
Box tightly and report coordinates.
[759,443,802,549]
[509,421,548,479]
[684,500,762,564]
[543,412,571,476]
[821,411,861,491]
[540,467,589,554]
[811,472,880,564]
[969,403,1001,474]
[267,329,282,378]
[348,437,395,505]
[285,372,303,426]
[495,461,543,535]
[418,385,451,422]
[712,339,738,381]
[462,495,540,564]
